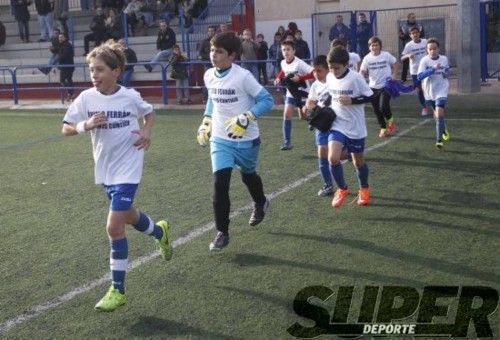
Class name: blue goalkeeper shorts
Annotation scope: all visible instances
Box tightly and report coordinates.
[103,183,138,211]
[328,130,365,153]
[211,137,261,174]
[315,129,329,146]
[426,97,447,109]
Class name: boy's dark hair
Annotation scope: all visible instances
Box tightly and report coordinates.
[409,26,420,33]
[281,39,295,50]
[368,36,382,48]
[313,55,328,69]
[172,44,180,49]
[257,33,264,39]
[427,37,440,47]
[330,38,346,49]
[327,46,349,65]
[210,31,242,56]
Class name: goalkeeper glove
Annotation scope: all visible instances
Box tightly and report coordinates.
[224,112,255,139]
[197,116,212,146]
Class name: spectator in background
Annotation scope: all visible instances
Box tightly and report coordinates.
[83,7,106,55]
[39,27,61,74]
[294,29,310,60]
[105,8,125,40]
[157,0,176,23]
[134,15,149,36]
[285,21,298,38]
[240,28,259,81]
[144,19,176,72]
[198,25,215,101]
[268,32,282,78]
[399,12,424,82]
[53,0,69,37]
[256,33,268,85]
[140,0,157,28]
[181,0,195,28]
[35,0,53,42]
[11,0,31,43]
[356,12,373,59]
[329,15,349,46]
[123,0,143,36]
[58,32,75,102]
[169,44,191,104]
[192,0,208,19]
[118,39,137,87]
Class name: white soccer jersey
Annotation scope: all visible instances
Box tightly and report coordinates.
[308,79,329,107]
[418,55,450,100]
[63,86,153,185]
[280,56,313,98]
[326,70,373,139]
[204,63,264,142]
[348,52,361,72]
[360,51,397,89]
[402,38,427,75]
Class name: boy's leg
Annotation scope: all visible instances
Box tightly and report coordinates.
[210,168,232,251]
[434,99,448,148]
[317,132,333,196]
[370,89,388,135]
[328,138,350,208]
[281,102,295,150]
[380,89,395,132]
[352,150,370,206]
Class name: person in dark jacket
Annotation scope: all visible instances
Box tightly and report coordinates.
[168,44,190,104]
[11,0,31,43]
[356,12,373,59]
[294,30,310,60]
[104,8,124,41]
[39,27,61,74]
[256,33,269,85]
[83,7,107,55]
[144,19,176,72]
[118,39,138,87]
[399,12,425,82]
[35,0,53,42]
[58,32,75,101]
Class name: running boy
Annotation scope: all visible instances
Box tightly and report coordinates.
[196,31,274,251]
[327,46,373,207]
[61,40,172,312]
[360,36,399,137]
[330,38,361,72]
[273,40,314,150]
[417,37,450,149]
[401,26,428,116]
[302,55,334,196]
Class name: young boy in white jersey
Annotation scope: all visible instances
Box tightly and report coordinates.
[360,36,399,137]
[303,55,334,196]
[327,46,374,208]
[61,41,172,312]
[417,37,450,149]
[330,39,361,72]
[273,40,314,150]
[196,32,274,251]
[401,26,429,116]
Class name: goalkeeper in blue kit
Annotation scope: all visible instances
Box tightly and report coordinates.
[197,31,274,251]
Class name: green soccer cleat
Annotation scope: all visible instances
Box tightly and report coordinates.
[156,220,173,261]
[94,286,126,312]
[442,129,450,141]
[435,140,444,149]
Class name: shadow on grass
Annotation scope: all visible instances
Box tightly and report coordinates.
[128,316,242,339]
[368,216,500,238]
[232,253,427,287]
[269,232,500,284]
[216,285,293,312]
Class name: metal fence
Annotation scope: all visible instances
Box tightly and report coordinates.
[481,0,500,79]
[312,5,458,66]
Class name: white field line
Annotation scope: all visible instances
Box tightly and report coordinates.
[0,119,430,334]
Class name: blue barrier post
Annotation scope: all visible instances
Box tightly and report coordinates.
[123,14,129,46]
[12,68,19,105]
[161,64,168,104]
[480,1,488,81]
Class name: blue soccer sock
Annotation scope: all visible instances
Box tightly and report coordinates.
[356,163,369,188]
[132,211,164,240]
[330,163,347,190]
[318,157,332,187]
[283,119,292,143]
[435,117,446,140]
[110,238,128,294]
[417,89,426,108]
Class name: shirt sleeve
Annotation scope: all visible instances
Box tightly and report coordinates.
[356,73,374,97]
[308,82,318,101]
[62,94,86,124]
[387,52,397,65]
[132,89,154,117]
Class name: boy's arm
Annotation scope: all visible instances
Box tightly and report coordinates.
[132,111,155,150]
[62,111,108,136]
[197,98,213,146]
[247,88,274,118]
[390,60,399,79]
